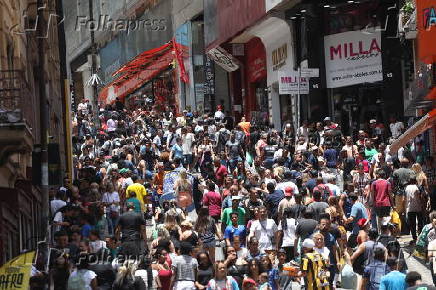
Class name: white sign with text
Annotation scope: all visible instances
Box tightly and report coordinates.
[278,70,309,94]
[324,30,383,88]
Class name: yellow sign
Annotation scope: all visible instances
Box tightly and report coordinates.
[0,251,35,289]
[272,43,288,71]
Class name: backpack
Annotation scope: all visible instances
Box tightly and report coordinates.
[67,270,87,290]
[217,131,229,152]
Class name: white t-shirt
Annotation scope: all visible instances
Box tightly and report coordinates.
[390,122,404,139]
[326,183,341,196]
[236,247,249,260]
[135,269,159,290]
[275,181,299,195]
[122,178,133,190]
[68,269,96,290]
[297,126,309,141]
[214,110,225,121]
[106,119,117,132]
[182,133,195,155]
[51,199,66,215]
[102,191,120,213]
[277,218,297,247]
[89,240,106,253]
[314,247,330,262]
[405,184,422,213]
[53,212,63,232]
[249,219,278,251]
[429,240,436,274]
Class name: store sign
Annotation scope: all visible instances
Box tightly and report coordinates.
[417,1,436,63]
[324,30,383,88]
[423,6,436,29]
[278,71,309,94]
[272,43,287,71]
[204,54,215,95]
[300,68,319,78]
[208,46,239,72]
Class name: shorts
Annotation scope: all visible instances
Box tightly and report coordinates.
[173,281,196,290]
[374,206,391,217]
[211,215,220,223]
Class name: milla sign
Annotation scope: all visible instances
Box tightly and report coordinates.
[324,30,383,88]
[278,71,309,95]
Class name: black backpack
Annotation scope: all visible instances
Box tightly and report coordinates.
[217,131,229,152]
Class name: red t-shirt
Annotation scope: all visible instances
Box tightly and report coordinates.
[356,159,370,173]
[202,191,222,217]
[371,179,391,207]
[215,165,228,186]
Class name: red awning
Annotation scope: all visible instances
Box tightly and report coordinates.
[390,109,436,154]
[99,40,188,105]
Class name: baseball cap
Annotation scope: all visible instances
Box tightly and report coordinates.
[243,278,257,287]
[370,119,377,124]
[323,117,331,121]
[284,187,294,197]
[302,238,315,249]
[311,145,319,151]
[232,196,242,201]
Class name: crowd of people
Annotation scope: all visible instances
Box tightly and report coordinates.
[33,97,436,290]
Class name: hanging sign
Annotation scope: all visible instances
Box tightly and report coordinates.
[324,30,383,88]
[207,46,240,72]
[278,70,309,94]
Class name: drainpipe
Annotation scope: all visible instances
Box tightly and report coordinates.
[37,0,49,245]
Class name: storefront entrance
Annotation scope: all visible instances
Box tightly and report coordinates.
[331,84,385,137]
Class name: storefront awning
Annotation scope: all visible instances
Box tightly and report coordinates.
[390,109,436,154]
[99,40,188,105]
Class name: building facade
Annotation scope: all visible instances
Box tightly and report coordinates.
[0,0,66,263]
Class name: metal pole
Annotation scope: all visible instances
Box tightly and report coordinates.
[297,67,301,131]
[89,0,100,129]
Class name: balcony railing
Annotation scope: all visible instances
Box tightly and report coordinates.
[0,70,33,127]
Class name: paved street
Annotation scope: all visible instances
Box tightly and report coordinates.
[399,235,434,285]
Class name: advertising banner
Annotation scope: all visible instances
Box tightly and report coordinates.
[324,30,383,88]
[417,0,436,63]
[278,71,309,94]
[0,251,35,290]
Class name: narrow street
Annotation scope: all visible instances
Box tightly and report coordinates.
[0,1,435,290]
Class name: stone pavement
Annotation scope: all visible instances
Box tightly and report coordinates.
[399,235,434,285]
